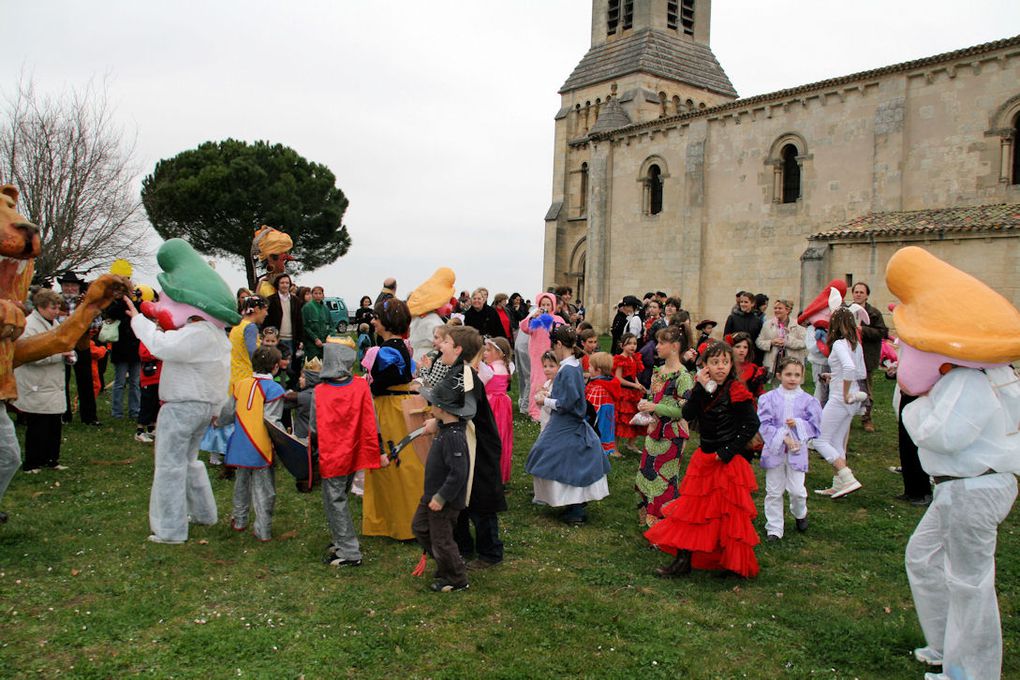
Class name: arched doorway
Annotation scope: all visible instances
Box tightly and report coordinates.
[568,237,587,305]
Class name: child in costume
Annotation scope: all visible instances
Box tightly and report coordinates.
[585,352,620,458]
[289,357,322,440]
[645,340,761,578]
[525,325,611,526]
[311,337,382,568]
[730,332,767,401]
[225,346,285,541]
[613,333,645,451]
[757,357,822,540]
[480,337,514,485]
[520,292,565,421]
[126,238,239,545]
[413,354,476,593]
[407,267,457,365]
[534,351,558,431]
[135,341,162,444]
[356,324,372,364]
[448,327,508,570]
[578,328,598,378]
[634,325,694,527]
[888,247,1020,680]
[811,307,867,499]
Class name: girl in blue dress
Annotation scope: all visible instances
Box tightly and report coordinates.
[525,325,612,525]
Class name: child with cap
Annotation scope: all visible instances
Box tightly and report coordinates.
[311,337,382,568]
[695,319,717,347]
[125,239,240,545]
[414,349,476,592]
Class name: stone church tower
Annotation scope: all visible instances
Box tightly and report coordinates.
[545,1,1020,330]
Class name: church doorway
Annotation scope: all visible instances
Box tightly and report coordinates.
[567,237,586,304]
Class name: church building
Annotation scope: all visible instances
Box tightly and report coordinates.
[543,0,1020,328]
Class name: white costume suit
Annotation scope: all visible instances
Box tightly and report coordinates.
[132,315,230,543]
[903,365,1020,680]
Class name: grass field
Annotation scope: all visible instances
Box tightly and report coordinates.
[0,368,1016,679]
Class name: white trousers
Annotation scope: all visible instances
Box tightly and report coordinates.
[149,401,219,542]
[905,473,1017,680]
[514,330,531,413]
[813,399,857,464]
[764,463,807,538]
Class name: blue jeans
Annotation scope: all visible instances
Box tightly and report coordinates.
[112,361,141,419]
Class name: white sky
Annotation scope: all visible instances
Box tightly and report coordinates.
[5,1,1019,304]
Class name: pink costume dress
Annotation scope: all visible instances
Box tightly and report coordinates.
[520,292,565,421]
[483,367,514,484]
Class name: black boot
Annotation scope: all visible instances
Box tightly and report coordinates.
[655,550,691,578]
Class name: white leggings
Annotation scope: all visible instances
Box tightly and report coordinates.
[813,398,857,464]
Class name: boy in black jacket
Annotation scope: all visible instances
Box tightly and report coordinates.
[413,357,476,593]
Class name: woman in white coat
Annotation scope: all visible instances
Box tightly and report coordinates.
[14,289,76,472]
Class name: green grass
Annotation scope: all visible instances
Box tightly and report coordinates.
[0,367,1017,679]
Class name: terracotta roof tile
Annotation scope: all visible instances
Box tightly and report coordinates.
[811,204,1020,239]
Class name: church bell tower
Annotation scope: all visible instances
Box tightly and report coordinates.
[543,0,736,328]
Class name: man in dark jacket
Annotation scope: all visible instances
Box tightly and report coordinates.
[264,274,303,378]
[851,282,889,432]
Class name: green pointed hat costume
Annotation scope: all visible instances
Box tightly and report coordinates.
[156,238,241,327]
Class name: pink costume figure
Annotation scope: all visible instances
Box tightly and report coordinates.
[479,355,514,484]
[519,292,564,421]
[888,246,1020,680]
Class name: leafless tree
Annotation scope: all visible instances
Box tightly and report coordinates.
[0,76,151,280]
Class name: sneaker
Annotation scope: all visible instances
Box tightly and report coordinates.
[814,476,839,496]
[327,556,363,568]
[230,518,247,532]
[914,646,943,666]
[147,534,185,545]
[23,468,40,475]
[830,471,863,499]
[429,580,469,592]
[0,510,8,524]
[51,465,69,471]
[924,674,948,680]
[888,466,903,474]
[795,516,809,532]
[208,452,223,466]
[766,534,781,542]
[134,432,153,443]
[910,495,933,507]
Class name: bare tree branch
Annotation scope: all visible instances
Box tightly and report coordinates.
[0,74,152,280]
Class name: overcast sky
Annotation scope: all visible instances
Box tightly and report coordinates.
[5,1,1019,304]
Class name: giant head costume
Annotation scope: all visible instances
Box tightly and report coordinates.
[141,239,241,331]
[251,225,293,298]
[887,246,1020,396]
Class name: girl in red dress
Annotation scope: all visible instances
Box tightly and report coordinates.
[645,340,762,579]
[729,331,767,401]
[613,333,646,452]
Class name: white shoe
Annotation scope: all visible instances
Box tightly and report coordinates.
[924,673,948,680]
[134,432,154,444]
[208,452,223,466]
[52,464,69,471]
[814,476,839,495]
[147,534,185,545]
[831,470,863,499]
[914,646,943,666]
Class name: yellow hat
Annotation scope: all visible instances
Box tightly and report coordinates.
[134,284,156,302]
[407,267,456,316]
[110,259,133,277]
[886,246,1020,363]
[251,225,293,261]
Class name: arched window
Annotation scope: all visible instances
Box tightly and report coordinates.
[579,162,589,215]
[1013,113,1020,185]
[647,165,663,215]
[767,133,808,205]
[781,144,801,203]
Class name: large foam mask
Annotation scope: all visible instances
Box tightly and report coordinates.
[407,267,456,317]
[797,280,848,329]
[886,246,1020,395]
[144,239,241,331]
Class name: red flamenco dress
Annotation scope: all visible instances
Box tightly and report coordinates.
[645,378,762,578]
[613,352,645,439]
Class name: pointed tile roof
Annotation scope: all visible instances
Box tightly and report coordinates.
[589,97,632,134]
[560,28,737,97]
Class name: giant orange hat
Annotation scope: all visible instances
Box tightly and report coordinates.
[886,246,1020,363]
[407,267,456,317]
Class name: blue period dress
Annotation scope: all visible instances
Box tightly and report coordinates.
[525,356,611,506]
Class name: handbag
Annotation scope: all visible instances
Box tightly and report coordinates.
[98,319,120,343]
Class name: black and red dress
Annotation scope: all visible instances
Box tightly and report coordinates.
[644,376,761,577]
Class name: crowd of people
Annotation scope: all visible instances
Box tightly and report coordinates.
[3,245,1017,679]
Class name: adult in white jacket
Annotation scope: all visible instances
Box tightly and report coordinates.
[14,289,75,472]
[125,238,241,545]
[888,246,1020,680]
